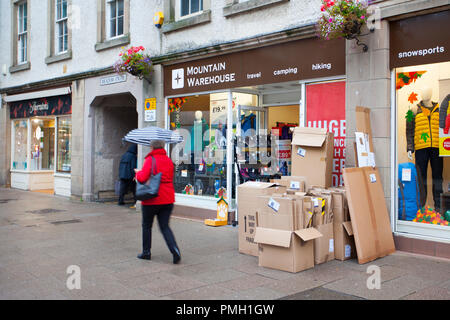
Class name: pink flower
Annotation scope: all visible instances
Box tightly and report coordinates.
[329,18,333,22]
[361,15,365,19]
[321,4,325,11]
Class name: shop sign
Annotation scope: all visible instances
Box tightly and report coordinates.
[10,95,72,119]
[390,10,450,69]
[100,74,127,86]
[144,98,157,122]
[164,38,345,96]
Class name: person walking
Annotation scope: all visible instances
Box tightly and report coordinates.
[134,140,181,264]
[118,144,138,207]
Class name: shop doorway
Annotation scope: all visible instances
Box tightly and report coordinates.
[90,93,138,201]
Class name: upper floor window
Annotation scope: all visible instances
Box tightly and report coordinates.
[108,0,124,39]
[55,0,68,54]
[17,1,28,64]
[181,0,203,17]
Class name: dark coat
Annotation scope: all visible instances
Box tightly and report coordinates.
[119,144,137,179]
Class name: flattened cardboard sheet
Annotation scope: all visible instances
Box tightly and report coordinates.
[343,167,395,264]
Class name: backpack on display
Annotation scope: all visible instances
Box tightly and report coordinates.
[398,162,424,221]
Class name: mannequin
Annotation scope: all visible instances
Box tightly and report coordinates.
[192,110,209,164]
[406,86,443,211]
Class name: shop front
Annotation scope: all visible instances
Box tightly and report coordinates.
[163,37,346,216]
[8,92,72,196]
[390,10,450,245]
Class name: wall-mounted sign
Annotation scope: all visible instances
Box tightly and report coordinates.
[144,98,157,122]
[164,37,345,96]
[390,10,450,69]
[100,74,127,86]
[10,95,72,119]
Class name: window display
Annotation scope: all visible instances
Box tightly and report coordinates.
[397,61,450,228]
[30,118,55,171]
[57,117,71,173]
[12,120,28,170]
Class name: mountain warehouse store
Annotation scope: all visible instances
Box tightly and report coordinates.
[163,37,346,218]
[163,10,450,257]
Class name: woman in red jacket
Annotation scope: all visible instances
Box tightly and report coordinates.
[134,140,181,264]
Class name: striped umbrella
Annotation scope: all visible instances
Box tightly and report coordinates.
[123,127,183,146]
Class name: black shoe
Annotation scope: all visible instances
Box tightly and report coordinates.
[118,202,125,206]
[172,247,181,264]
[137,253,151,260]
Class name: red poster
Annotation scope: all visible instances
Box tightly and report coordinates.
[306,81,346,187]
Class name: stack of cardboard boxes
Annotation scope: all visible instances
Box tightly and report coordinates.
[237,127,357,273]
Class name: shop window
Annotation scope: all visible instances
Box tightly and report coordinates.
[30,118,55,171]
[12,120,28,170]
[57,117,71,173]
[396,61,450,231]
[169,93,225,198]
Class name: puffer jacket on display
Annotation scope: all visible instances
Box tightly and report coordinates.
[406,101,439,152]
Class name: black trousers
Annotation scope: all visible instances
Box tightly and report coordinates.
[415,148,443,210]
[141,204,179,255]
[119,178,136,204]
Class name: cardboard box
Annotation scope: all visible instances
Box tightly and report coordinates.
[343,167,395,264]
[291,127,334,188]
[254,227,322,273]
[305,189,335,264]
[330,190,356,261]
[254,194,322,273]
[314,223,335,264]
[237,182,287,256]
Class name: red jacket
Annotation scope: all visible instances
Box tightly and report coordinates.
[135,148,175,206]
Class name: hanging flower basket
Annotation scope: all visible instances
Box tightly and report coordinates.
[114,46,153,81]
[317,0,369,40]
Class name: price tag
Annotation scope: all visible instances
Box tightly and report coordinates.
[369,174,377,183]
[181,170,188,177]
[312,197,319,208]
[268,198,280,212]
[329,239,334,253]
[402,168,411,182]
[290,181,300,190]
[198,164,204,171]
[345,245,351,258]
[297,147,306,157]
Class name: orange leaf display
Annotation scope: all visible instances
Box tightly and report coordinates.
[408,92,418,104]
[396,71,427,90]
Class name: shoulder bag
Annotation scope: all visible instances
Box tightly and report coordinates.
[135,156,162,201]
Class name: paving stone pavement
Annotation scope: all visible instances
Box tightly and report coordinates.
[0,187,449,300]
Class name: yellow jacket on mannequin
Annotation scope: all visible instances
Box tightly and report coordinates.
[406,101,440,152]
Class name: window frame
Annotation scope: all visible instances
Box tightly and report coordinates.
[55,0,68,54]
[17,1,28,65]
[179,0,203,19]
[107,0,124,40]
[95,0,129,52]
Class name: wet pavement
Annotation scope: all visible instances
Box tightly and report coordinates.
[0,187,449,300]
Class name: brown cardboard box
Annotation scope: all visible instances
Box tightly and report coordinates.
[343,167,395,264]
[237,182,287,256]
[254,194,322,273]
[331,190,356,261]
[314,223,335,264]
[291,127,334,188]
[305,190,335,264]
[254,227,322,273]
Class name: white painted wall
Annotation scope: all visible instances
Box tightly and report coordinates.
[0,0,323,89]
